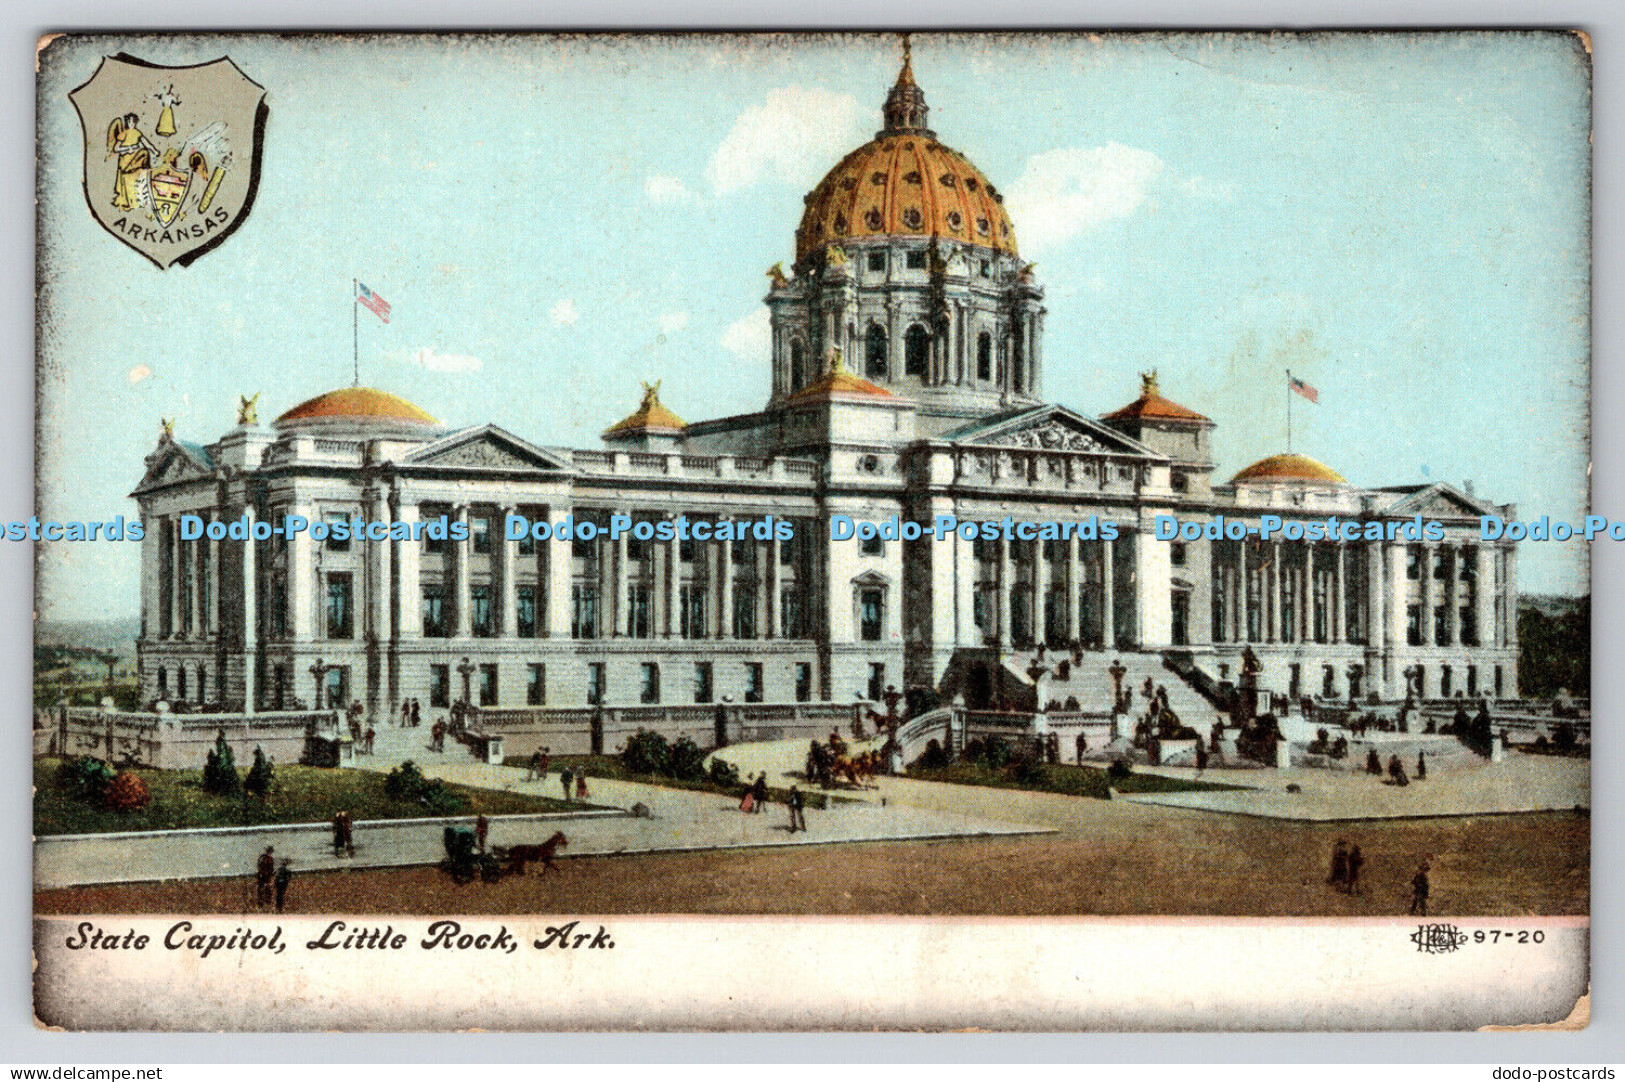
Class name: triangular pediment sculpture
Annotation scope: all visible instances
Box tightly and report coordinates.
[402,425,575,473]
[943,404,1163,459]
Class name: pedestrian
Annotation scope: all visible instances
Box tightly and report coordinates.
[339,810,355,857]
[274,859,293,913]
[751,772,769,813]
[1366,747,1382,775]
[740,786,756,814]
[1194,741,1209,776]
[1410,861,1431,915]
[1075,731,1088,765]
[475,813,489,852]
[560,766,574,801]
[1416,751,1427,781]
[410,699,421,727]
[364,726,376,755]
[575,770,589,800]
[526,749,543,782]
[1328,839,1349,892]
[331,812,347,857]
[256,845,275,908]
[1388,754,1408,787]
[400,701,411,727]
[787,785,806,833]
[1347,844,1365,895]
[431,720,445,753]
[539,747,552,775]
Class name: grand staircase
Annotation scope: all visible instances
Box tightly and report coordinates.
[994,649,1219,726]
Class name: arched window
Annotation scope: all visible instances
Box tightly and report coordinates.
[976,331,992,382]
[865,325,888,379]
[904,323,931,379]
[1011,322,1025,393]
[789,338,806,390]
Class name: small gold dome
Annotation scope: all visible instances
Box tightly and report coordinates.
[1231,453,1347,486]
[275,387,438,426]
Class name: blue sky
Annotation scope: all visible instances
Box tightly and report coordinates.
[36,31,1591,620]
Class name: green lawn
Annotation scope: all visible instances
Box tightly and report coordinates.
[907,761,1243,800]
[504,753,847,810]
[34,757,576,837]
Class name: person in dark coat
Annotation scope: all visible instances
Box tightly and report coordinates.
[474,813,489,852]
[1410,861,1431,915]
[1194,741,1209,776]
[526,749,544,782]
[787,786,807,833]
[255,846,275,908]
[274,859,293,913]
[338,810,355,856]
[1328,839,1349,891]
[751,772,769,813]
[1346,845,1365,895]
[1075,731,1088,764]
[560,766,574,801]
[1416,751,1427,781]
[1389,754,1408,786]
[1367,748,1383,775]
[410,699,421,727]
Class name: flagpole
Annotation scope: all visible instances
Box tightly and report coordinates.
[1285,369,1292,454]
[352,278,359,387]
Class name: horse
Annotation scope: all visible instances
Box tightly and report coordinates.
[830,750,878,789]
[504,830,568,876]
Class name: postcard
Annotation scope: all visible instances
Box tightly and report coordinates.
[32,30,1591,1031]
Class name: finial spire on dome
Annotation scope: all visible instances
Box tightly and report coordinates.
[882,33,932,136]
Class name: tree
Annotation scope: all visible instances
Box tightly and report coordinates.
[243,746,274,798]
[103,770,151,812]
[202,730,240,796]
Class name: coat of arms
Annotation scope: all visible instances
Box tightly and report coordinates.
[69,54,266,269]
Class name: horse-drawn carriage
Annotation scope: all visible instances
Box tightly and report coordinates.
[440,826,570,884]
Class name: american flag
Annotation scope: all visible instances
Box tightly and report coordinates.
[1288,373,1318,404]
[357,282,391,323]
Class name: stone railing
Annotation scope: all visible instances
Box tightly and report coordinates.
[566,449,821,486]
[469,701,864,757]
[44,706,341,770]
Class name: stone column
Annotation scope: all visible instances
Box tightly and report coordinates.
[995,535,1012,649]
[717,526,733,640]
[955,528,977,646]
[240,505,258,714]
[1034,540,1051,647]
[452,504,472,638]
[1266,541,1282,643]
[498,504,519,638]
[661,513,678,638]
[1331,543,1346,643]
[1503,544,1519,650]
[766,530,781,639]
[546,504,573,638]
[1444,546,1461,647]
[1419,543,1435,646]
[1474,544,1494,647]
[207,520,222,637]
[612,516,629,638]
[1068,534,1084,644]
[396,500,422,638]
[364,489,392,643]
[139,514,159,641]
[1100,536,1115,649]
[166,519,181,638]
[289,503,315,641]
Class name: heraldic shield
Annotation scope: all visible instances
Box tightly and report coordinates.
[69,54,266,269]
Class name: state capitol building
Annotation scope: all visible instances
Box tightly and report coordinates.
[131,48,1520,727]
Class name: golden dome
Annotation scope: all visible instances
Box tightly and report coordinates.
[1231,453,1347,486]
[795,48,1018,262]
[784,348,896,403]
[275,387,438,426]
[604,382,686,437]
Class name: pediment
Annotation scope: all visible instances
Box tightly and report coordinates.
[134,444,211,491]
[1386,483,1495,520]
[402,425,574,474]
[946,405,1163,459]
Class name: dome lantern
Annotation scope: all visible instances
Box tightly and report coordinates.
[881,34,933,137]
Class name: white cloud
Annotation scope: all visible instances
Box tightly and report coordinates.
[644,175,693,203]
[400,347,483,374]
[720,307,771,361]
[1004,143,1165,252]
[658,311,690,337]
[706,86,867,195]
[550,298,579,326]
[1179,175,1235,201]
[127,364,152,384]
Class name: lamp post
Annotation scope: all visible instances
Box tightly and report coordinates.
[457,656,476,705]
[1026,657,1051,736]
[308,658,329,711]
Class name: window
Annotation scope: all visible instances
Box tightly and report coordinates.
[517,514,537,556]
[693,662,713,704]
[679,584,706,639]
[326,666,346,710]
[517,585,538,638]
[572,583,598,639]
[859,587,884,642]
[471,584,494,637]
[326,573,353,639]
[977,332,992,381]
[979,259,991,278]
[640,663,660,704]
[177,666,187,701]
[1440,664,1453,699]
[430,665,450,707]
[572,525,597,561]
[1434,606,1450,645]
[156,667,167,699]
[422,584,448,638]
[1460,606,1477,646]
[781,586,803,638]
[905,250,926,270]
[744,662,764,704]
[904,324,931,378]
[796,662,813,703]
[586,663,606,706]
[1433,551,1448,579]
[861,535,883,557]
[790,339,806,390]
[867,251,886,272]
[423,507,448,555]
[868,663,885,702]
[630,584,652,638]
[197,665,208,703]
[324,512,351,552]
[733,583,757,640]
[865,324,888,379]
[1460,547,1476,580]
[1407,604,1422,646]
[1170,542,1187,567]
[1012,323,1025,392]
[779,533,797,565]
[270,581,288,639]
[679,534,696,563]
[477,664,497,706]
[472,515,492,555]
[527,663,546,706]
[1171,472,1189,493]
[1406,546,1421,580]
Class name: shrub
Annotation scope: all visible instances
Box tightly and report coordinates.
[1010,755,1047,786]
[1553,722,1578,753]
[708,757,741,788]
[384,760,470,814]
[202,731,240,796]
[621,729,671,777]
[915,738,950,770]
[1107,758,1133,781]
[384,759,428,799]
[103,770,151,812]
[243,746,274,799]
[668,736,707,782]
[56,756,115,803]
[965,735,1012,771]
